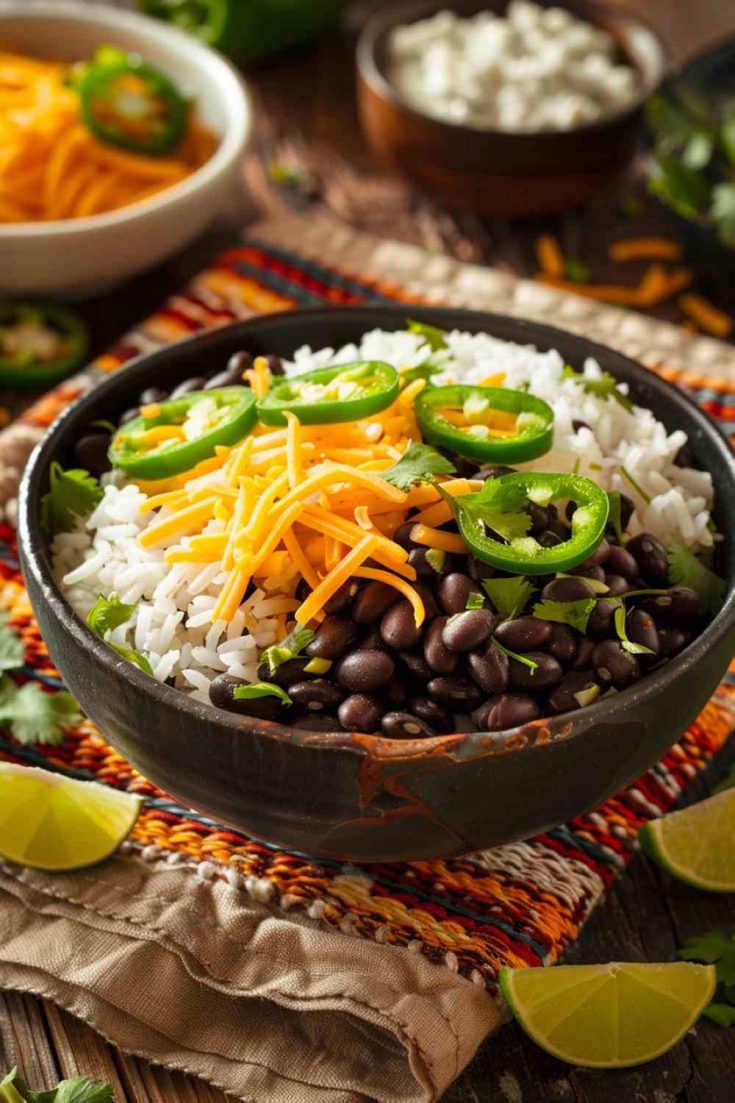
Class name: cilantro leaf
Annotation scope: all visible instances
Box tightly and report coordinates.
[614,604,654,655]
[233,682,292,706]
[261,625,315,676]
[400,363,444,385]
[381,442,456,492]
[703,1003,735,1028]
[481,576,534,620]
[40,463,103,536]
[607,491,624,544]
[425,548,446,573]
[465,592,485,610]
[678,930,735,987]
[108,643,153,676]
[452,479,532,543]
[86,594,135,636]
[0,676,80,746]
[563,257,591,284]
[406,319,448,352]
[666,535,726,616]
[0,614,25,674]
[533,597,597,634]
[648,153,711,219]
[492,639,538,674]
[562,365,633,412]
[1,1068,114,1103]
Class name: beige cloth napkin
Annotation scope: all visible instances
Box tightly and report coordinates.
[0,852,498,1102]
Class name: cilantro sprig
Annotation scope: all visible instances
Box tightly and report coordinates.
[85,594,152,676]
[492,639,538,674]
[40,463,102,536]
[261,624,315,676]
[533,597,597,634]
[233,682,292,706]
[406,318,448,352]
[381,442,456,492]
[562,365,633,412]
[613,604,654,655]
[666,535,726,616]
[445,478,532,543]
[0,675,80,746]
[679,928,735,1028]
[481,576,534,620]
[1,1067,113,1103]
[0,613,25,674]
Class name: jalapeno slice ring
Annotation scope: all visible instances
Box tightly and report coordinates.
[109,387,257,479]
[446,472,610,575]
[78,55,188,155]
[0,302,88,389]
[416,384,554,464]
[257,361,400,426]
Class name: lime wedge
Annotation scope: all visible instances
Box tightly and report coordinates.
[500,961,716,1068]
[0,762,142,871]
[640,789,735,892]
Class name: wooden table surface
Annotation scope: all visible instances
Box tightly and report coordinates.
[3,2,735,1100]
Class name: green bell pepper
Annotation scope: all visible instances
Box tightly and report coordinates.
[416,384,554,464]
[109,387,257,478]
[257,361,399,427]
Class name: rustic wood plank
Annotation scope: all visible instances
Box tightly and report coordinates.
[0,991,60,1089]
[42,1002,129,1099]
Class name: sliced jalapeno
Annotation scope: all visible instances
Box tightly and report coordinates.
[443,472,609,575]
[416,384,554,464]
[78,49,188,155]
[0,302,88,389]
[109,387,256,478]
[257,361,400,426]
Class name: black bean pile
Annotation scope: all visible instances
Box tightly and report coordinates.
[208,487,703,738]
[89,353,709,739]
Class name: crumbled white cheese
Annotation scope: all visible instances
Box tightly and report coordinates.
[387,1,639,132]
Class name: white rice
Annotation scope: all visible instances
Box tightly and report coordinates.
[54,327,716,698]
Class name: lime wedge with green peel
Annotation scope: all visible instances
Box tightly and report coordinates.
[500,961,716,1068]
[640,789,735,892]
[0,762,142,871]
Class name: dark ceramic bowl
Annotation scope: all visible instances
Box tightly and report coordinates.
[356,0,667,217]
[19,307,735,862]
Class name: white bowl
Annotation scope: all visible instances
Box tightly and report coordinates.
[0,1,252,296]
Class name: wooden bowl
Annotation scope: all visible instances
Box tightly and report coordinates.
[19,307,735,862]
[356,0,667,217]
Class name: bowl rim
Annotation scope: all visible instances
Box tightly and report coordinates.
[0,0,251,238]
[19,304,735,765]
[356,0,668,141]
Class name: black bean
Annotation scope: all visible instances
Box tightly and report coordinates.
[605,545,638,579]
[306,615,359,660]
[170,376,207,398]
[467,642,509,693]
[139,386,168,404]
[578,538,611,571]
[626,533,669,585]
[353,581,397,624]
[494,617,552,652]
[209,674,287,720]
[627,608,660,657]
[380,600,422,649]
[566,564,606,583]
[427,676,483,713]
[642,586,699,628]
[572,636,595,669]
[572,419,591,433]
[476,693,541,731]
[393,522,417,549]
[541,577,596,602]
[413,581,441,620]
[604,574,631,597]
[509,651,562,690]
[528,502,552,534]
[408,547,437,577]
[256,656,311,687]
[399,650,433,684]
[406,696,454,734]
[74,432,111,476]
[119,407,139,424]
[386,678,407,707]
[265,353,284,376]
[618,494,635,531]
[592,640,641,687]
[658,627,691,658]
[548,519,570,541]
[289,680,345,712]
[381,711,437,739]
[323,581,357,616]
[467,556,496,582]
[205,366,245,390]
[442,608,496,653]
[673,442,693,468]
[335,649,395,693]
[338,693,383,732]
[547,623,577,665]
[226,350,253,377]
[476,465,516,480]
[548,671,601,713]
[586,598,616,639]
[438,572,482,615]
[360,627,389,652]
[424,616,459,674]
[566,500,578,524]
[538,528,564,548]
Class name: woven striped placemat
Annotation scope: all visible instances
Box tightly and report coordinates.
[1,212,733,989]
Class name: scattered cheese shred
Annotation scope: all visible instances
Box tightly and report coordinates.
[536,235,565,278]
[678,293,733,337]
[295,535,379,625]
[609,238,682,262]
